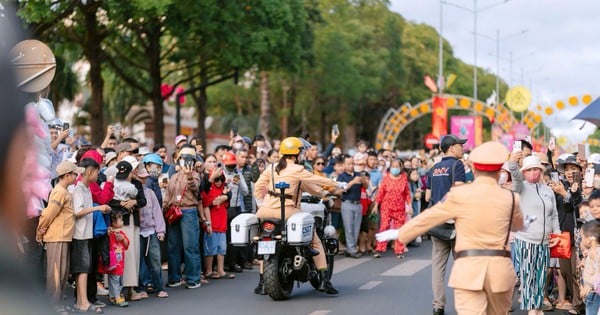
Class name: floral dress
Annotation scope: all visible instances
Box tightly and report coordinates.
[374,172,410,254]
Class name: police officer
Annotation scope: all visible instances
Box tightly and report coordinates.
[253,137,341,295]
[377,141,525,315]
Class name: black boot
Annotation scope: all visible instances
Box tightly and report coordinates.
[254,274,266,295]
[317,270,339,295]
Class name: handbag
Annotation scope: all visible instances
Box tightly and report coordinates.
[550,231,572,259]
[165,185,187,225]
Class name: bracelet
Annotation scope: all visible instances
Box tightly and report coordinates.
[205,221,211,225]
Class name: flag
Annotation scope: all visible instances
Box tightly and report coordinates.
[432,96,447,138]
[424,75,438,93]
[446,74,457,89]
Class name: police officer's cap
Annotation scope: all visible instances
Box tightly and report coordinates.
[469,141,509,172]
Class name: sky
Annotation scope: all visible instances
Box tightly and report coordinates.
[389,0,599,147]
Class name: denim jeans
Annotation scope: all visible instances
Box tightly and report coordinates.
[167,209,201,284]
[341,201,362,254]
[139,233,165,292]
[586,292,600,315]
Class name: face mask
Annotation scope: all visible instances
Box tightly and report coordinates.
[584,211,595,222]
[385,161,391,169]
[390,168,401,176]
[234,143,243,150]
[524,171,542,184]
[498,173,508,185]
[148,166,161,178]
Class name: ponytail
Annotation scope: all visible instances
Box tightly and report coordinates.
[275,158,287,175]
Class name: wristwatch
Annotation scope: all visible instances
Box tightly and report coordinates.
[204,220,211,225]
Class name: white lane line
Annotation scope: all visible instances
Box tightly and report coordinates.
[309,310,332,315]
[333,257,372,275]
[381,259,431,276]
[358,281,382,290]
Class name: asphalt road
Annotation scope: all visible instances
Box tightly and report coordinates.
[84,240,575,315]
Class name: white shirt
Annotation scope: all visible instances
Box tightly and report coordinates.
[72,182,94,240]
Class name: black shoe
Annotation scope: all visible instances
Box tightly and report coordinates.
[317,270,339,295]
[344,252,362,259]
[433,308,444,315]
[242,262,254,270]
[254,274,266,295]
[231,264,243,272]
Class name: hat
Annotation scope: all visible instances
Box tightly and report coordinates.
[242,136,252,145]
[179,147,196,158]
[55,160,84,177]
[116,142,133,153]
[81,149,103,165]
[589,153,600,165]
[175,135,187,146]
[116,161,133,180]
[138,147,151,156]
[137,167,150,178]
[520,156,545,172]
[440,135,467,151]
[468,141,508,172]
[122,155,140,170]
[557,154,582,173]
[104,152,117,165]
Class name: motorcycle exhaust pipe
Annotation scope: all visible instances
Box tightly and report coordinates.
[293,255,307,271]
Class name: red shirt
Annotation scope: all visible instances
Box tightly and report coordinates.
[99,229,129,275]
[201,185,229,233]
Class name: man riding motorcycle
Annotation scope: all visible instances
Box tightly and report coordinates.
[254,137,341,295]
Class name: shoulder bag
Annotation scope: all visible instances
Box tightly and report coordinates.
[165,184,187,225]
[427,160,459,240]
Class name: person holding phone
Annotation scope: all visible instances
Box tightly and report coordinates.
[550,154,584,312]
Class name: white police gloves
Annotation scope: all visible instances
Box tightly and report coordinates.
[375,229,399,242]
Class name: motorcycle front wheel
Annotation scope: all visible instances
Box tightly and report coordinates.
[264,253,294,300]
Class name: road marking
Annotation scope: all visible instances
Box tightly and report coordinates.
[358,281,382,290]
[309,310,331,315]
[333,257,372,275]
[381,259,431,276]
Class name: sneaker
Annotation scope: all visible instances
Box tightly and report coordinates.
[166,280,184,288]
[373,253,382,258]
[186,282,201,289]
[97,285,109,296]
[110,297,128,307]
[91,300,107,308]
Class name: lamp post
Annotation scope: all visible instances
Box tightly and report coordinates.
[442,0,511,101]
[476,29,527,104]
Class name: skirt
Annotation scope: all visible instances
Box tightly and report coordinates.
[514,238,549,310]
[122,216,140,287]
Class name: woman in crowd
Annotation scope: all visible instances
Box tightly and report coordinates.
[314,156,327,177]
[509,154,560,315]
[163,145,202,289]
[267,149,279,165]
[373,159,411,258]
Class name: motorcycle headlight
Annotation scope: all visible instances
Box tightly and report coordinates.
[324,225,336,238]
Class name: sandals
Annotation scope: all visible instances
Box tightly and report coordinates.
[209,272,236,279]
[72,304,104,314]
[156,290,169,298]
[555,302,574,310]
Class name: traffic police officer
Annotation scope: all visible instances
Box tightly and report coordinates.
[377,141,525,315]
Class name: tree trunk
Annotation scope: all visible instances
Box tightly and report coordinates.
[258,71,270,140]
[83,5,104,145]
[148,25,164,145]
[279,77,289,138]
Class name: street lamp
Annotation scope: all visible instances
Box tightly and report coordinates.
[476,29,527,105]
[442,0,511,101]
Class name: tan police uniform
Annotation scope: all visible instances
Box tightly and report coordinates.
[254,162,337,269]
[393,141,525,315]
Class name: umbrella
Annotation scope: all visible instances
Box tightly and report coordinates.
[572,97,600,126]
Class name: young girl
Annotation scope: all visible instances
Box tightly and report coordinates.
[580,220,600,315]
[99,212,130,307]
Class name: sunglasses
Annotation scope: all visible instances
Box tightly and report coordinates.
[214,177,225,183]
[315,162,325,166]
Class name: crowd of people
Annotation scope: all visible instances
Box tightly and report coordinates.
[21,113,600,315]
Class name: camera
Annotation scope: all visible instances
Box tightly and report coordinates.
[217,162,223,168]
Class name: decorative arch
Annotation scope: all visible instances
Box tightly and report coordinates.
[375,94,595,150]
[375,94,519,150]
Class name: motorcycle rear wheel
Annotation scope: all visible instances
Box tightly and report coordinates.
[264,254,294,300]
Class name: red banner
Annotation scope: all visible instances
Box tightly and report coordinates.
[432,96,447,138]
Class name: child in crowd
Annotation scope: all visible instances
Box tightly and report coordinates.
[201,170,234,279]
[580,220,600,315]
[36,161,83,311]
[72,158,111,314]
[137,168,168,298]
[113,161,138,203]
[101,212,130,307]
